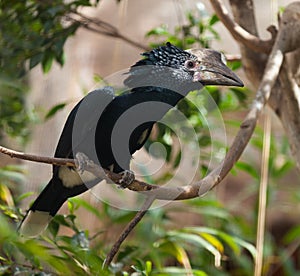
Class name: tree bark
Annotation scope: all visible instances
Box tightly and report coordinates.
[227,1,300,168]
[229,0,268,88]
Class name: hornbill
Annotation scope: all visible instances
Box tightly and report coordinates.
[19,42,243,237]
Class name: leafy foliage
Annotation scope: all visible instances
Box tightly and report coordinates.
[0,0,93,78]
[0,191,257,275]
[0,0,100,143]
[0,79,36,143]
[146,11,220,49]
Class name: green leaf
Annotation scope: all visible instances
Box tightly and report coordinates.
[200,232,224,253]
[167,231,222,267]
[117,245,139,262]
[146,26,169,37]
[42,54,54,73]
[52,214,72,228]
[173,151,181,168]
[283,225,300,244]
[156,240,191,267]
[228,60,242,70]
[29,52,44,69]
[68,197,103,220]
[232,236,257,260]
[145,260,152,276]
[156,267,207,276]
[15,192,35,204]
[187,12,196,26]
[198,135,211,147]
[209,14,219,26]
[45,102,67,120]
[0,212,15,240]
[235,161,259,179]
[0,166,26,183]
[67,199,75,214]
[183,227,241,256]
[230,87,248,104]
[48,219,60,238]
[185,36,196,45]
[271,160,294,178]
[103,203,134,223]
[189,205,231,220]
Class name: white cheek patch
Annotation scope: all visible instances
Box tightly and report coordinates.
[58,166,99,188]
[193,71,201,82]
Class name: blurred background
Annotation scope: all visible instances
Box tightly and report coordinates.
[0,0,299,275]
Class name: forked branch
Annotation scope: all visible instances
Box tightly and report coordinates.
[210,0,274,53]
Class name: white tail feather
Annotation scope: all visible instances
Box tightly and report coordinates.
[19,210,52,237]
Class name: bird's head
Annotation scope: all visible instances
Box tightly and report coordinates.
[125,42,243,90]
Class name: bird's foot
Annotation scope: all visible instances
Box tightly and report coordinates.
[75,152,94,174]
[118,170,135,189]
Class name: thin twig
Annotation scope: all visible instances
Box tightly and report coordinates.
[104,196,155,267]
[65,12,150,51]
[0,146,75,167]
[65,10,242,60]
[254,110,271,276]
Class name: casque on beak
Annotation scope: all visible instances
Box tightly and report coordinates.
[188,48,244,87]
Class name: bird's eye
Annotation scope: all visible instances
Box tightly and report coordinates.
[185,60,196,69]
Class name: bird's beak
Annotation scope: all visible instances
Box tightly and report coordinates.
[188,49,244,87]
[193,62,244,87]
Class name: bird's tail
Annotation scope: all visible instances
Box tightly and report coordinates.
[18,178,69,237]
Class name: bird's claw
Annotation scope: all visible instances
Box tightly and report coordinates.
[75,152,94,174]
[118,170,135,189]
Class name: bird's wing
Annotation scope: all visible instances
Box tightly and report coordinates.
[110,91,170,156]
[54,87,115,160]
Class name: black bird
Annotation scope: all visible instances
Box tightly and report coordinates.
[19,43,243,237]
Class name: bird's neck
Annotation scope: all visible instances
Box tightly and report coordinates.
[130,86,187,107]
[157,88,186,106]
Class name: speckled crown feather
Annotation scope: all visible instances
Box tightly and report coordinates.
[124,42,198,90]
[133,42,196,68]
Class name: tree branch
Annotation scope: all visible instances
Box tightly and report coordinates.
[210,0,274,54]
[65,10,241,62]
[0,146,75,167]
[104,196,155,267]
[227,0,268,88]
[65,11,150,51]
